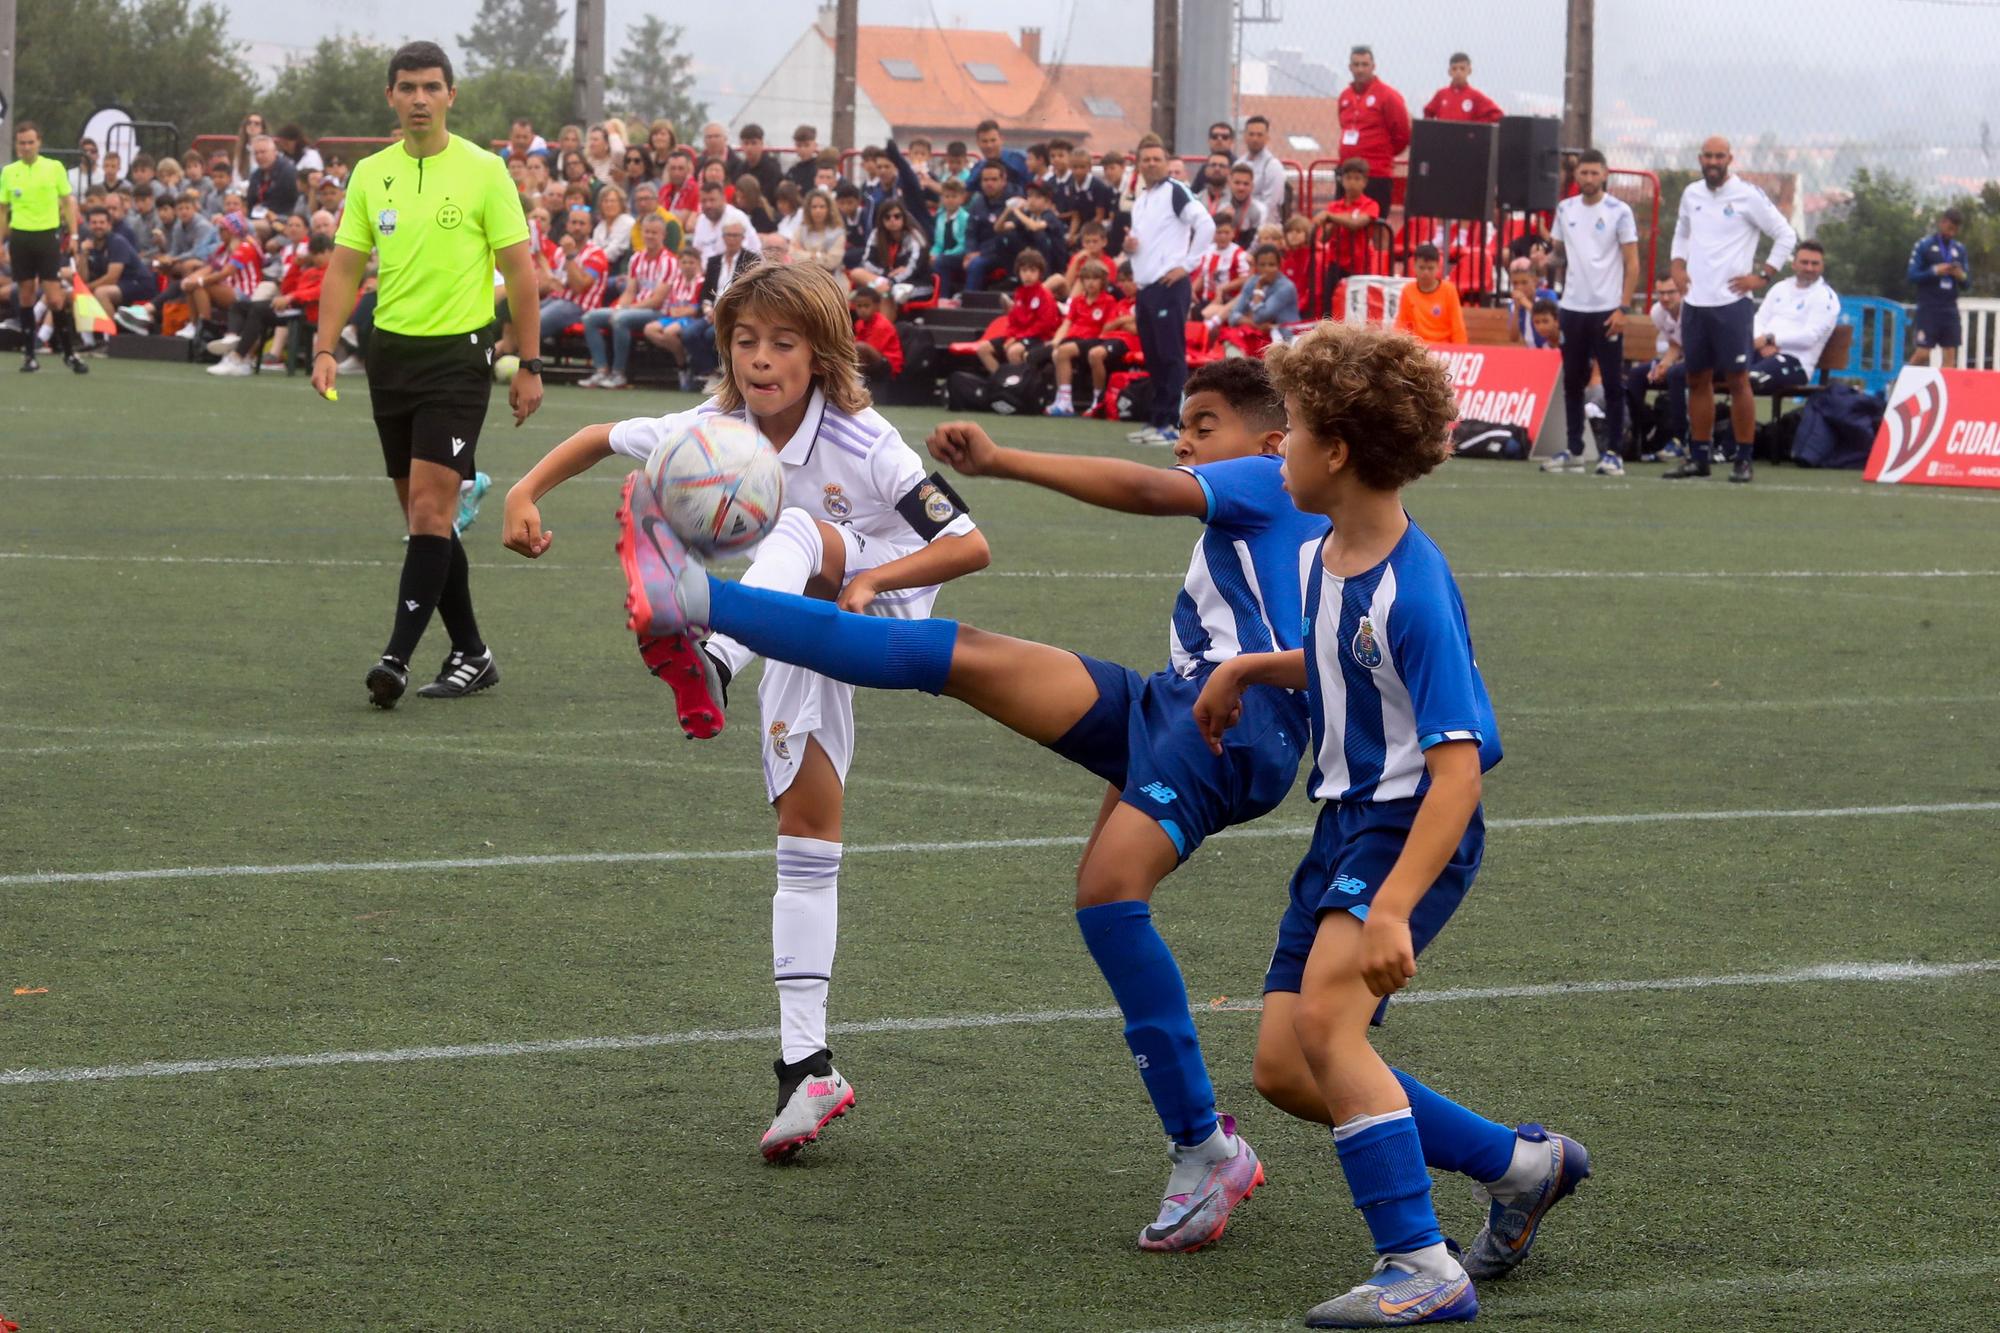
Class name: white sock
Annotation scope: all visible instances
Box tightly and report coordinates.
[1052,385,1072,408]
[1388,1240,1462,1281]
[773,834,842,1063]
[709,508,824,678]
[1486,1132,1552,1200]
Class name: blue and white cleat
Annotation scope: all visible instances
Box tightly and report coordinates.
[1462,1124,1592,1280]
[1138,1114,1265,1253]
[1594,452,1625,477]
[615,470,712,639]
[1304,1256,1479,1328]
[455,471,492,535]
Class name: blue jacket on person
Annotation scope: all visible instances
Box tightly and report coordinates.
[1230,273,1300,327]
[1908,233,1969,306]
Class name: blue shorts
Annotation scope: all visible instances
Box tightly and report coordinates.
[1263,797,1485,1020]
[1681,299,1756,376]
[1915,305,1962,349]
[1047,654,1307,862]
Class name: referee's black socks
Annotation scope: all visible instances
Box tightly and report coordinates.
[386,533,455,664]
[51,304,77,358]
[436,535,487,659]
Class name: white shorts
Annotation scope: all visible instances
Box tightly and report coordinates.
[757,520,941,802]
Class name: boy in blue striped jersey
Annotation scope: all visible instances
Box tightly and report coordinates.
[618,358,1326,1252]
[1195,323,1591,1327]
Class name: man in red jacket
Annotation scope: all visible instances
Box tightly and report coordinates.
[1336,44,1412,215]
[1424,53,1504,125]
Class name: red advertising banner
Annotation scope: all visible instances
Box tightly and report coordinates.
[1866,367,2000,490]
[1427,344,1565,456]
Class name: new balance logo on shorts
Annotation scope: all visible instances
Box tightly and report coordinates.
[1331,874,1369,896]
[1140,782,1178,804]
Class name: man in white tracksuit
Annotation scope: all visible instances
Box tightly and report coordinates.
[1749,239,1841,394]
[1665,135,1797,485]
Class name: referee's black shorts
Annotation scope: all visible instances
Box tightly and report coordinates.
[9,228,63,282]
[365,326,495,480]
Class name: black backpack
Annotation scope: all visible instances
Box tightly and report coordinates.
[1453,420,1529,460]
[947,369,993,412]
[988,363,1052,415]
[1114,373,1156,424]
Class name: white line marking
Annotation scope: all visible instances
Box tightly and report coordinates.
[6,800,1996,888]
[7,549,1999,583]
[4,960,1988,1088]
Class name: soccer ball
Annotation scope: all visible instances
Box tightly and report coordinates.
[643,414,785,558]
[493,354,520,384]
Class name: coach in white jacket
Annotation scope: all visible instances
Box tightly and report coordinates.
[1666,135,1797,484]
[1749,240,1840,393]
[1126,133,1215,446]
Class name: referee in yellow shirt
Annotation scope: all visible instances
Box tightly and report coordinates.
[0,121,86,374]
[313,41,544,708]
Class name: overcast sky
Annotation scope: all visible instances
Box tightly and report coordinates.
[213,0,2000,157]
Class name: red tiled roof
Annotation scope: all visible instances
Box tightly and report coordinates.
[1041,64,1154,150]
[841,26,1087,140]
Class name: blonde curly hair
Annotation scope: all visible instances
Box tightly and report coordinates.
[1264,321,1458,491]
[710,262,871,417]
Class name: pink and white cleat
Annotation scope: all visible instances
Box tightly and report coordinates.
[1138,1114,1266,1252]
[761,1049,855,1164]
[614,470,711,639]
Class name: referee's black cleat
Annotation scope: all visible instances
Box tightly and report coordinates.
[64,353,89,374]
[19,354,39,373]
[416,648,499,699]
[1728,458,1754,484]
[366,655,410,709]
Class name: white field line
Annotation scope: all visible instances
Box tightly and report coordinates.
[5,799,1998,889]
[4,959,1990,1089]
[1126,1254,2000,1333]
[4,549,1998,583]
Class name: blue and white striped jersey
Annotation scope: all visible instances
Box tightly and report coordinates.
[1171,455,1332,678]
[1301,520,1502,803]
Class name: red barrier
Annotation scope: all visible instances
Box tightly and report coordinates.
[1867,368,2000,489]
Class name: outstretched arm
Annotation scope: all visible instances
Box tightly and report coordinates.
[502,423,617,557]
[927,420,1207,517]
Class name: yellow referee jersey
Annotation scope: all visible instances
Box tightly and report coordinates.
[334,134,529,338]
[1,156,72,232]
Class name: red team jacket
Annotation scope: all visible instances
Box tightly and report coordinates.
[1423,84,1504,124]
[1003,282,1062,340]
[854,310,904,374]
[1336,79,1412,176]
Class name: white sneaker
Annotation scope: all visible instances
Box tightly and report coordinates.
[206,355,254,377]
[760,1049,854,1163]
[206,333,241,356]
[578,369,607,388]
[1539,451,1578,473]
[601,371,629,389]
[1129,425,1174,446]
[174,324,198,340]
[1594,453,1626,477]
[335,355,364,376]
[114,306,154,335]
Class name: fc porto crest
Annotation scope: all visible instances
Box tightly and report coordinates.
[377,208,398,235]
[1350,615,1383,670]
[821,483,852,519]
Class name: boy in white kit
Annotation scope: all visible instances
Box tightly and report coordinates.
[502,262,990,1160]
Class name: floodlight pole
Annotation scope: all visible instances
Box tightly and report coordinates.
[0,0,16,161]
[574,0,606,125]
[1151,0,1178,146]
[833,0,857,153]
[1563,0,1594,151]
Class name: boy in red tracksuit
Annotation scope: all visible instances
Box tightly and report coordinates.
[851,285,904,379]
[974,249,1061,371]
[1047,260,1124,416]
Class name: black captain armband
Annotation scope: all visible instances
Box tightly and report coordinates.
[895,472,973,540]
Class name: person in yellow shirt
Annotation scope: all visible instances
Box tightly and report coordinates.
[1392,243,1468,346]
[312,40,544,708]
[0,121,86,374]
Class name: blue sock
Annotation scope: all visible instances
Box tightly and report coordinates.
[1691,438,1712,463]
[1734,439,1755,463]
[1075,900,1218,1146]
[705,577,957,693]
[1334,1110,1445,1256]
[1392,1069,1518,1182]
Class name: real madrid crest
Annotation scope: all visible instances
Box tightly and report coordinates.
[918,481,954,524]
[1351,615,1383,670]
[768,720,792,760]
[822,484,852,518]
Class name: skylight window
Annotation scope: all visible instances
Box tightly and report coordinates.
[965,62,1008,84]
[1084,96,1125,118]
[881,58,923,81]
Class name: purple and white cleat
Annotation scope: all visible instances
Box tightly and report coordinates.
[1138,1114,1266,1253]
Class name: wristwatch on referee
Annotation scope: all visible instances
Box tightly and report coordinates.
[519,358,545,376]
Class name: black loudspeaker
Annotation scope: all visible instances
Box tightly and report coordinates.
[1497,116,1561,212]
[1404,120,1497,221]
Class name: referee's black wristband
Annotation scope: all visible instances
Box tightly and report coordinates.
[313,350,338,363]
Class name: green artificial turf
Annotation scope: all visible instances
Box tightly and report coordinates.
[4,362,1997,1331]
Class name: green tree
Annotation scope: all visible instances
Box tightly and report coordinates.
[460,0,569,77]
[452,68,575,151]
[1815,168,1933,301]
[15,0,259,150]
[608,17,705,134]
[265,35,400,141]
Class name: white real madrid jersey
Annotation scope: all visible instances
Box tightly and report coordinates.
[610,387,977,605]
